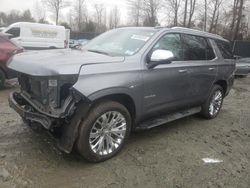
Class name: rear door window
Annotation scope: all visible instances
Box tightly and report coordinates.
[215,40,233,59]
[182,34,208,61]
[6,27,20,38]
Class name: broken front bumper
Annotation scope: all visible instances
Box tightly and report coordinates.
[9,92,54,129]
[9,91,91,153]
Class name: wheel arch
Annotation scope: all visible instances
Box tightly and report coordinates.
[58,90,137,154]
[214,80,227,96]
[90,93,136,122]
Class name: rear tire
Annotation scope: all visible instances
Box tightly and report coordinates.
[76,100,131,162]
[0,69,6,89]
[200,85,224,119]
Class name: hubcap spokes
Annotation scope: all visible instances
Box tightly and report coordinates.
[209,90,222,116]
[89,111,127,156]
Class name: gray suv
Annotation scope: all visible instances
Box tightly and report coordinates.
[8,27,235,162]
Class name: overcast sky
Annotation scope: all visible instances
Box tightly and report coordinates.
[1,0,34,12]
[0,0,128,24]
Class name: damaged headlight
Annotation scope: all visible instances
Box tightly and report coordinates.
[48,79,58,87]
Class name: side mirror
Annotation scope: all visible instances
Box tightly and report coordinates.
[147,49,175,69]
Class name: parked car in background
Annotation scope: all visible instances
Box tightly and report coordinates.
[77,39,89,47]
[8,27,235,162]
[0,33,23,88]
[2,22,69,50]
[235,57,250,77]
[69,39,90,49]
[69,39,78,48]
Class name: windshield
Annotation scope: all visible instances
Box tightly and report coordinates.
[84,28,156,56]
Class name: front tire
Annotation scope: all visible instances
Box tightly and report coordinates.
[200,85,224,119]
[76,100,131,162]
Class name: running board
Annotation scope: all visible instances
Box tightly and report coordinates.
[136,106,201,130]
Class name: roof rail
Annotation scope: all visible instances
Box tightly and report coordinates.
[171,27,224,39]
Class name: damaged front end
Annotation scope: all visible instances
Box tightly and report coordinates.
[9,73,89,153]
[11,73,80,127]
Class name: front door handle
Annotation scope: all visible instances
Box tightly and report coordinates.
[208,67,215,71]
[178,69,187,73]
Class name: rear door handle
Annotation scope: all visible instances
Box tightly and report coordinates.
[178,69,187,73]
[208,67,215,71]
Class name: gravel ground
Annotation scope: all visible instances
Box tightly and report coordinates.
[0,77,249,188]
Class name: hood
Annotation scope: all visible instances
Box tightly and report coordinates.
[7,49,125,76]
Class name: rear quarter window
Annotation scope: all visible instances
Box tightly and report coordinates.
[215,40,233,59]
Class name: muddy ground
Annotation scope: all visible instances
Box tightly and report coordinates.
[0,77,250,188]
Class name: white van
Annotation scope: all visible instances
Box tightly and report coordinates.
[3,22,68,49]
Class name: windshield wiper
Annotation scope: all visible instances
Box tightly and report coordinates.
[88,49,110,56]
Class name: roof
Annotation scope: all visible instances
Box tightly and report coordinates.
[5,22,65,30]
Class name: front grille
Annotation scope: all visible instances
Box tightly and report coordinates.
[18,74,31,92]
[19,74,48,105]
[30,79,42,98]
[18,73,78,110]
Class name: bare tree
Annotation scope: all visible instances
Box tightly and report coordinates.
[230,0,239,35]
[230,0,245,40]
[33,0,46,22]
[187,0,197,27]
[127,0,143,26]
[183,0,188,26]
[109,6,120,29]
[209,0,223,33]
[43,0,70,25]
[94,4,104,27]
[94,4,106,32]
[143,0,161,26]
[0,10,36,26]
[204,0,208,31]
[182,0,196,27]
[74,0,88,31]
[167,0,182,26]
[67,10,75,30]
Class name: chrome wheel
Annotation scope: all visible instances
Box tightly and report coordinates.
[89,111,127,156]
[209,90,223,116]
